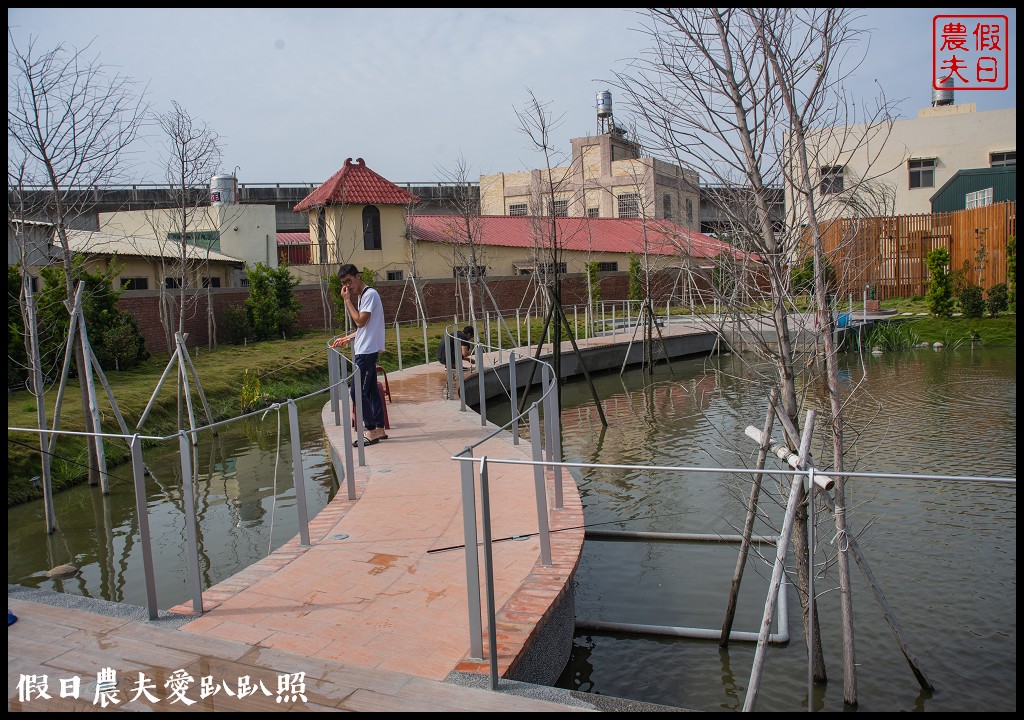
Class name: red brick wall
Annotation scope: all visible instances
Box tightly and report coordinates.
[118,272,719,356]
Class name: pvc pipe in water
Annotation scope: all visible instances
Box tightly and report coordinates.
[577,578,789,645]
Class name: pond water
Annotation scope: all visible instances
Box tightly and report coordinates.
[542,346,1016,712]
[8,395,337,609]
[7,346,1016,712]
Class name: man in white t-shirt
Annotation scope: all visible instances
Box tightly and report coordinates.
[333,264,387,445]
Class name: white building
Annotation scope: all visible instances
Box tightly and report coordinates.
[787,104,1016,220]
[98,203,278,276]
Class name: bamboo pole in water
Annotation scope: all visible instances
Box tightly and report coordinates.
[721,388,778,646]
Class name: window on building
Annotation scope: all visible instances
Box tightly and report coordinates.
[586,207,600,218]
[202,277,221,288]
[386,270,404,281]
[663,193,672,220]
[539,262,568,275]
[30,276,40,293]
[990,151,1016,167]
[685,198,694,223]
[167,231,221,252]
[362,205,382,250]
[509,203,528,216]
[617,193,640,219]
[120,277,148,290]
[596,261,618,272]
[909,158,936,189]
[453,265,487,279]
[164,277,182,289]
[966,188,994,209]
[548,199,569,217]
[819,166,844,195]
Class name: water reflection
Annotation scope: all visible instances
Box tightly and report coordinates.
[544,348,1016,712]
[8,395,337,609]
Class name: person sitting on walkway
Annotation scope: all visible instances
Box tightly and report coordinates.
[332,264,388,446]
[437,326,476,371]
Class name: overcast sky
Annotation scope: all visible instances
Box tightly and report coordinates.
[8,8,1017,186]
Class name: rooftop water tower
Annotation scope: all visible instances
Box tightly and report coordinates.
[596,90,615,134]
[210,173,238,206]
[932,78,954,107]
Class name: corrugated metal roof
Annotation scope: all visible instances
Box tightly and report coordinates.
[409,215,751,260]
[293,158,420,212]
[277,232,311,246]
[66,229,245,264]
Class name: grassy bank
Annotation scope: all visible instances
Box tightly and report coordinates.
[876,297,1017,347]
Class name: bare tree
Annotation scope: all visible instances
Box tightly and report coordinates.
[8,31,147,487]
[152,101,224,351]
[615,8,903,704]
[515,91,607,425]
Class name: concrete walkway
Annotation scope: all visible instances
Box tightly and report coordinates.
[9,324,714,712]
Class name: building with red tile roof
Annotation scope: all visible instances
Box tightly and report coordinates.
[293,158,420,267]
[293,157,420,212]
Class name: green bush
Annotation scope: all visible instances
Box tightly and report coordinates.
[586,261,601,309]
[956,285,985,319]
[221,304,250,345]
[1007,235,1016,312]
[986,283,1008,317]
[925,247,954,317]
[327,274,345,329]
[245,262,301,340]
[627,254,643,301]
[34,256,149,374]
[789,255,836,297]
[92,313,150,371]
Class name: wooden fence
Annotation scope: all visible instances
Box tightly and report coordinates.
[813,202,1015,300]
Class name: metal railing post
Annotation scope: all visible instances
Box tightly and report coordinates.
[178,431,204,614]
[528,406,552,566]
[459,450,483,660]
[541,365,552,462]
[328,347,340,425]
[456,341,468,412]
[478,456,500,691]
[516,309,521,348]
[477,342,486,427]
[339,362,356,492]
[395,322,403,372]
[287,400,311,546]
[130,435,159,619]
[509,350,519,445]
[422,321,429,366]
[352,363,366,466]
[807,466,815,707]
